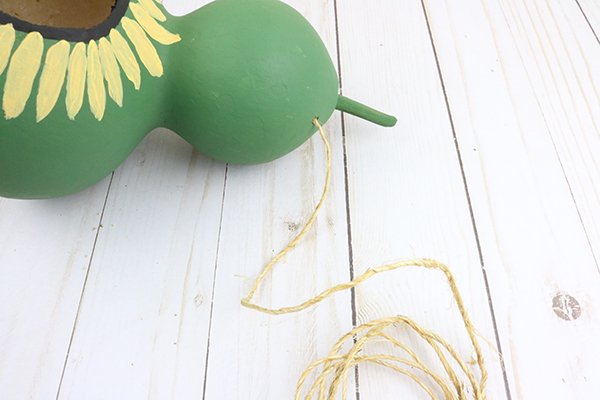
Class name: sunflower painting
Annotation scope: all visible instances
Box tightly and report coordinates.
[0,0,180,122]
[0,0,378,200]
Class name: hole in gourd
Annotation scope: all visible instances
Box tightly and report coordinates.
[0,0,116,30]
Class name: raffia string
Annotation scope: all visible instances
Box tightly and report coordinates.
[241,118,489,400]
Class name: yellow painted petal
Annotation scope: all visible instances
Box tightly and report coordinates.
[66,42,87,120]
[109,29,141,90]
[131,3,181,45]
[87,40,106,121]
[139,0,166,22]
[122,17,163,77]
[99,38,123,107]
[3,31,43,120]
[36,40,70,122]
[0,24,16,77]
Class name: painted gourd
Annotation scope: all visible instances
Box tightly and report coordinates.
[0,0,396,199]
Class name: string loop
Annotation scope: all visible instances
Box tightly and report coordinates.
[241,118,490,400]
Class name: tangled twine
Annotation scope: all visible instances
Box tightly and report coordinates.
[241,118,490,400]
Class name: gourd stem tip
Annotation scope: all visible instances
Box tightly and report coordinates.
[335,95,397,127]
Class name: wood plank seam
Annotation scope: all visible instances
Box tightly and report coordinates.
[496,0,600,276]
[54,172,115,400]
[542,0,600,274]
[544,124,600,273]
[574,0,600,275]
[575,0,600,46]
[334,0,361,398]
[420,1,513,399]
[201,164,229,400]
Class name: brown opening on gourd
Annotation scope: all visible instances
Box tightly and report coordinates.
[0,0,116,30]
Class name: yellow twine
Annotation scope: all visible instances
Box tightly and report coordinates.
[241,118,490,400]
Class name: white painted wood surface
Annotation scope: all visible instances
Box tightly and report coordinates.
[1,0,599,399]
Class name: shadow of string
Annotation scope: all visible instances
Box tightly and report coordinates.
[241,118,494,400]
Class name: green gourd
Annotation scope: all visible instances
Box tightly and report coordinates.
[0,0,395,199]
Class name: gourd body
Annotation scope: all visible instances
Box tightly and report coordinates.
[0,28,166,199]
[165,0,339,165]
[0,0,339,199]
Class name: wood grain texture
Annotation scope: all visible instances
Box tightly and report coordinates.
[0,183,110,400]
[496,0,600,265]
[578,0,600,34]
[204,120,353,399]
[202,1,355,398]
[555,0,600,264]
[56,130,226,400]
[336,0,507,398]
[1,0,600,399]
[424,0,600,398]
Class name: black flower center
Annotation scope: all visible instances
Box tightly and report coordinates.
[0,0,130,42]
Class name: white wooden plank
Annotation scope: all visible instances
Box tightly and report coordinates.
[336,0,508,398]
[56,129,226,400]
[0,183,109,400]
[423,0,600,398]
[204,129,353,399]
[202,1,355,399]
[8,1,597,399]
[579,0,600,35]
[498,0,600,263]
[557,0,600,261]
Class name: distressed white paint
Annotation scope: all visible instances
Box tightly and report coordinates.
[336,0,507,398]
[0,184,110,400]
[202,0,354,398]
[56,129,226,400]
[1,0,600,399]
[423,0,600,398]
